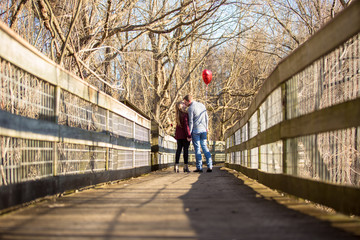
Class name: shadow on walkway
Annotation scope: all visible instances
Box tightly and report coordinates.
[180,166,358,240]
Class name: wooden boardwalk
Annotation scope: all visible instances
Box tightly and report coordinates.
[0,165,359,240]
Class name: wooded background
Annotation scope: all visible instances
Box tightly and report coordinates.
[0,0,352,140]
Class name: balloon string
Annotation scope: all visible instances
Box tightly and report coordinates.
[205,84,208,103]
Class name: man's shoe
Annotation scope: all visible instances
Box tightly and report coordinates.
[193,169,203,173]
[207,168,213,172]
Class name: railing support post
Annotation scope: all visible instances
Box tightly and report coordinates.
[54,82,61,124]
[257,109,261,170]
[105,147,109,171]
[53,78,61,176]
[53,143,57,176]
[281,83,287,174]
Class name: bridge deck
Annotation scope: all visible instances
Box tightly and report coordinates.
[0,165,359,240]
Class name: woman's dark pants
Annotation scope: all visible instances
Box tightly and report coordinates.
[175,139,190,164]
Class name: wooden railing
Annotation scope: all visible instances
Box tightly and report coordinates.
[0,20,153,209]
[224,1,360,215]
[0,20,226,211]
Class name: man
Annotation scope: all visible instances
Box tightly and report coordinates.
[183,95,212,172]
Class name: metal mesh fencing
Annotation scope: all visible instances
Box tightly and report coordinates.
[260,87,282,132]
[0,58,55,120]
[109,149,134,170]
[108,111,133,138]
[250,147,259,169]
[242,124,248,143]
[59,90,107,131]
[0,136,53,185]
[260,141,283,173]
[234,151,240,165]
[286,127,360,186]
[249,112,258,139]
[57,143,106,175]
[135,124,149,142]
[287,33,360,119]
[134,151,150,167]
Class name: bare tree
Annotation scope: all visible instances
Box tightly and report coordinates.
[0,0,352,140]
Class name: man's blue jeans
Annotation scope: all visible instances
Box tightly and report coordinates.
[191,131,212,170]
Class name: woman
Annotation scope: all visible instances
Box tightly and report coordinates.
[174,101,191,173]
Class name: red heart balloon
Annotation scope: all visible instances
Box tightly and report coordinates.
[202,69,212,85]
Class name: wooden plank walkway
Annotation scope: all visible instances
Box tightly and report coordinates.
[0,165,359,240]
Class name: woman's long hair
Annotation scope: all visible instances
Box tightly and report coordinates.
[175,101,184,127]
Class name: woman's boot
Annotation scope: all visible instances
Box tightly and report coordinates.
[183,164,190,173]
[174,164,179,173]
